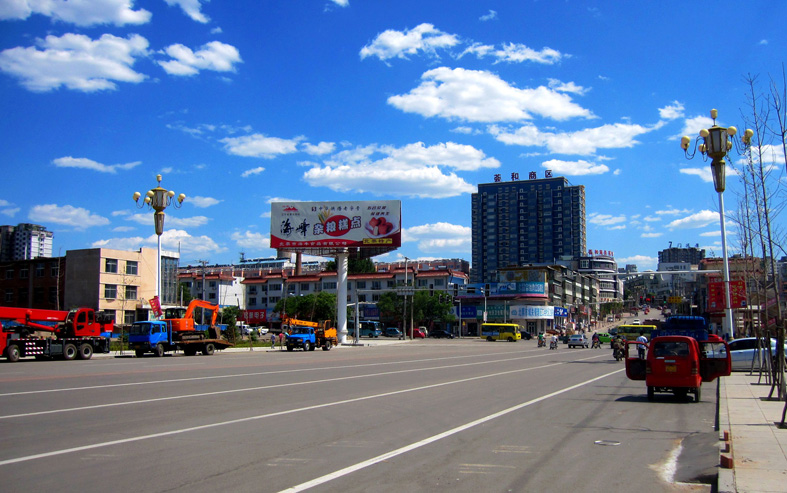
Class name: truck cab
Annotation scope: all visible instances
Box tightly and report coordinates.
[286,326,316,351]
[128,321,171,357]
[626,335,730,402]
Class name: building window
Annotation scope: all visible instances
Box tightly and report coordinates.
[323,282,337,290]
[248,297,257,307]
[372,281,381,290]
[126,261,138,275]
[249,286,257,294]
[124,311,136,325]
[105,259,118,273]
[387,280,395,288]
[18,288,28,304]
[209,281,217,289]
[372,294,380,302]
[208,292,216,300]
[51,262,59,277]
[125,285,137,300]
[48,287,57,304]
[5,289,13,303]
[358,294,367,302]
[5,269,13,279]
[35,263,45,277]
[104,284,117,299]
[269,283,282,292]
[356,281,366,289]
[19,267,28,279]
[300,283,310,291]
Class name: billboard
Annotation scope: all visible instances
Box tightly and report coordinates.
[707,280,747,311]
[270,200,401,253]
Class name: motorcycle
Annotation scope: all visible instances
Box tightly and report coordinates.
[549,339,558,350]
[537,338,545,348]
[591,339,600,349]
[613,346,624,361]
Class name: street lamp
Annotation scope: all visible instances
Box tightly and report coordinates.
[681,109,753,339]
[133,174,185,301]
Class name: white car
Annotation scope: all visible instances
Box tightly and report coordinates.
[567,334,589,348]
[728,338,787,371]
[632,319,641,325]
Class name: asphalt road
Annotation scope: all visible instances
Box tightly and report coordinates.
[0,339,718,492]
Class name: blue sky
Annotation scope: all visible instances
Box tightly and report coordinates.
[1,0,784,271]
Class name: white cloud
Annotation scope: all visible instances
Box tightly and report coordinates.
[189,196,221,208]
[330,0,349,6]
[541,159,609,176]
[479,10,497,21]
[29,204,109,229]
[164,0,209,23]
[678,115,714,140]
[490,121,651,155]
[360,23,459,61]
[241,167,265,178]
[92,229,224,256]
[547,78,588,95]
[618,255,658,271]
[667,210,719,230]
[659,101,684,120]
[302,142,491,198]
[221,134,302,158]
[463,42,564,64]
[655,207,691,216]
[158,41,242,76]
[588,213,626,227]
[231,230,270,250]
[1,207,20,217]
[52,156,141,173]
[126,213,209,228]
[643,216,661,222]
[0,33,149,92]
[679,163,736,184]
[700,230,720,237]
[112,226,135,232]
[389,67,592,123]
[402,222,471,253]
[301,141,336,155]
[0,0,151,26]
[641,232,662,238]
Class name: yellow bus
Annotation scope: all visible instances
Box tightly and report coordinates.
[617,324,657,342]
[481,323,522,342]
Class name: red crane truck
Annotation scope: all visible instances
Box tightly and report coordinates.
[1,306,114,362]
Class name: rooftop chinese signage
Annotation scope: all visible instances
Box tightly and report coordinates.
[271,200,401,251]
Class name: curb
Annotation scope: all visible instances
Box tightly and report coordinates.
[717,376,735,493]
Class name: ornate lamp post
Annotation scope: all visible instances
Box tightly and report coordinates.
[681,109,753,339]
[133,174,185,301]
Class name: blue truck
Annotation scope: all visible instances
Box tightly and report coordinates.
[285,319,338,351]
[128,319,232,357]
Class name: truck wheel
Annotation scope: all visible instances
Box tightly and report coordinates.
[647,386,654,402]
[154,344,165,357]
[78,343,93,360]
[5,345,20,363]
[694,386,702,403]
[202,343,215,356]
[322,343,331,351]
[309,342,316,351]
[287,345,294,352]
[303,341,311,352]
[63,343,77,361]
[135,349,145,357]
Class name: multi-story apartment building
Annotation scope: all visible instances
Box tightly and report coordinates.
[64,247,179,324]
[471,175,586,283]
[575,250,622,303]
[0,223,53,261]
[658,244,705,265]
[0,256,65,310]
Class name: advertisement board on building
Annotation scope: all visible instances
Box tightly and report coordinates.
[465,282,548,297]
[270,201,401,256]
[241,309,267,323]
[553,307,568,317]
[509,305,555,320]
[707,280,747,311]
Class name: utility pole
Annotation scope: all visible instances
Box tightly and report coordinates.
[197,259,209,324]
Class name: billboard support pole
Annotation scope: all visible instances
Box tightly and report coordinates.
[337,249,349,344]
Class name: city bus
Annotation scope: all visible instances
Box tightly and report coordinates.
[617,324,657,342]
[481,323,523,342]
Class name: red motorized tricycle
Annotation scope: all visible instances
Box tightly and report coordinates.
[625,335,730,402]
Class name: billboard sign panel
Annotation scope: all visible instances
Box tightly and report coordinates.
[271,200,401,250]
[707,280,747,311]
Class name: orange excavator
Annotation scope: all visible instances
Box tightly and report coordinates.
[164,299,220,337]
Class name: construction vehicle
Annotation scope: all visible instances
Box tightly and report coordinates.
[1,306,113,362]
[128,299,232,357]
[285,318,338,351]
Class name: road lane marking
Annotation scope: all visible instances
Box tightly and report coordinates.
[0,348,561,396]
[0,362,618,466]
[279,369,625,492]
[0,354,608,419]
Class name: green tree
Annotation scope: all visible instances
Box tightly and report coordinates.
[177,282,194,306]
[274,291,336,322]
[324,257,376,274]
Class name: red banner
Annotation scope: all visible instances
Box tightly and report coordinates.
[707,280,747,311]
[241,309,267,323]
[149,296,163,318]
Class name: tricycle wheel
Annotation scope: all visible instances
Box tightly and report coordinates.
[647,386,654,402]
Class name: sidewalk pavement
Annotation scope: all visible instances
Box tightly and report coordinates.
[718,371,787,492]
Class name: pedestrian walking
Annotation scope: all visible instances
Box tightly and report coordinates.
[270,332,276,349]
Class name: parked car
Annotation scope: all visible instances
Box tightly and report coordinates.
[409,327,426,338]
[632,319,642,325]
[520,331,532,340]
[383,327,402,338]
[567,334,589,348]
[728,337,787,371]
[430,329,455,339]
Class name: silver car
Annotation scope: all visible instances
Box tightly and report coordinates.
[728,338,787,371]
[567,334,589,348]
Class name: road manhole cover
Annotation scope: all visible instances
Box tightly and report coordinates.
[594,440,621,446]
